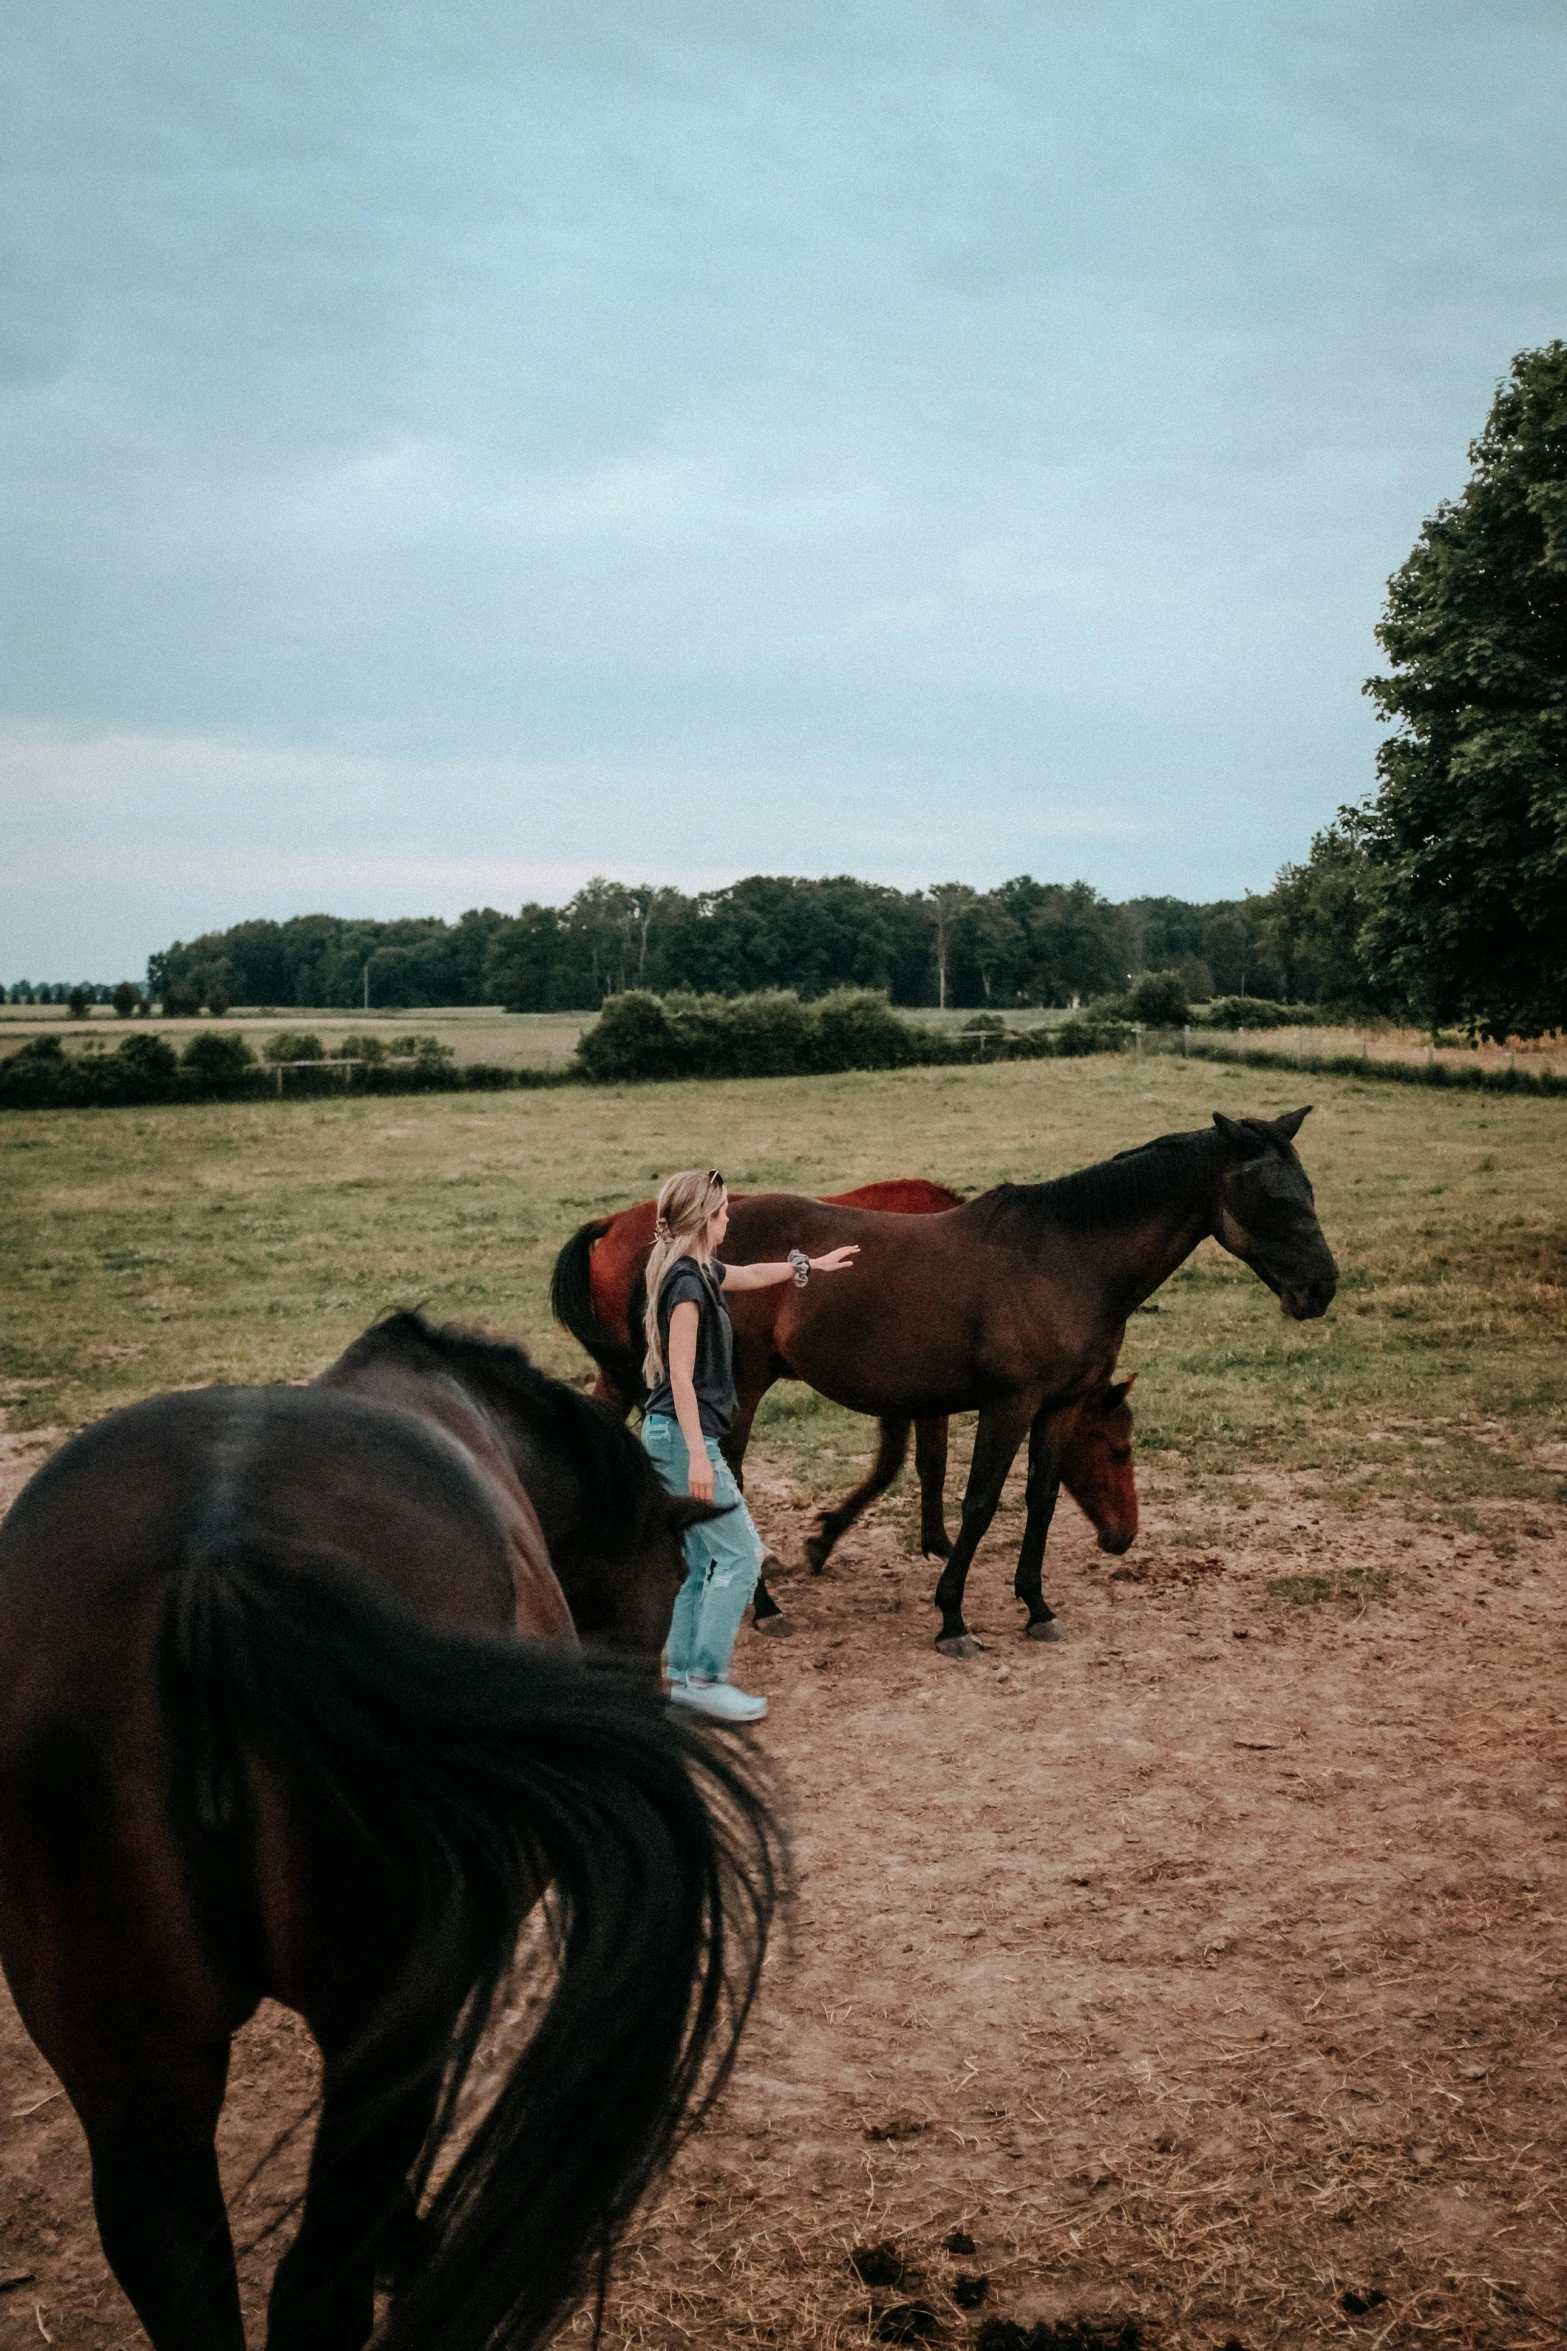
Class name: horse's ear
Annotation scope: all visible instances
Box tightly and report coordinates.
[1273,1105,1312,1141]
[666,1495,729,1533]
[1212,1111,1266,1156]
[1103,1374,1136,1408]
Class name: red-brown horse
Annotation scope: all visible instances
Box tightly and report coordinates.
[0,1319,778,2351]
[551,1181,1140,1634]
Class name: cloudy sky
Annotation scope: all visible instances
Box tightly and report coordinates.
[5,0,1566,977]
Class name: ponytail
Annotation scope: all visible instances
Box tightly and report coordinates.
[642,1170,728,1384]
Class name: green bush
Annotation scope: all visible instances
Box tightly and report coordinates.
[263,1030,326,1064]
[1126,969,1189,1027]
[1200,997,1328,1030]
[576,988,1094,1082]
[1055,1014,1132,1056]
[387,1033,455,1063]
[338,1032,387,1067]
[0,1033,183,1109]
[162,979,202,1018]
[180,1032,257,1088]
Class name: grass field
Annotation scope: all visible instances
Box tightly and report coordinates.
[4,1054,1563,1540]
[4,1056,1566,2350]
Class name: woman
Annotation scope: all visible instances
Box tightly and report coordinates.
[641,1169,859,1723]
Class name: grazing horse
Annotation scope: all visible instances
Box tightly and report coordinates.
[551,1183,1141,1634]
[317,1308,716,1662]
[0,1379,779,2351]
[679,1112,1336,1654]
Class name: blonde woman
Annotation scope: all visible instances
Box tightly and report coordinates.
[642,1169,858,1723]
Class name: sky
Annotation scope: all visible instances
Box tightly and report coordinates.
[5,1,1567,979]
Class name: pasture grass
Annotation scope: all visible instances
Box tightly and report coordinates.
[3,1057,1563,1531]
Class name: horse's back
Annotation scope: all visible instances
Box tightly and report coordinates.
[0,1386,524,1671]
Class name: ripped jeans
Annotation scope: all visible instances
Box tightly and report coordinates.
[641,1414,765,1683]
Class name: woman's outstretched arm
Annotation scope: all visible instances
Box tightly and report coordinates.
[721,1245,860,1292]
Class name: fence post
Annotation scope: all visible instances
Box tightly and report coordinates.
[1133,1023,1143,1056]
[1182,1025,1189,1057]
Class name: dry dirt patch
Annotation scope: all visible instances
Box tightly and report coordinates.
[0,1461,1562,2350]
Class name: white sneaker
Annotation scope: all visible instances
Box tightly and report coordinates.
[669,1678,768,1725]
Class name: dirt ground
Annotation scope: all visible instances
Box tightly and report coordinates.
[0,1429,1562,2351]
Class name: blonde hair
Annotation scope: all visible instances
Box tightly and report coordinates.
[642,1168,728,1384]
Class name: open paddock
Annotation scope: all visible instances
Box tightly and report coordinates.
[1,1059,1563,2348]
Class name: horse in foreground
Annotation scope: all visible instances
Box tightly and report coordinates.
[0,1367,781,2351]
[551,1181,1141,1630]
[654,1112,1335,1654]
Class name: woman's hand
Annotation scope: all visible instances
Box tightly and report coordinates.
[687,1449,715,1504]
[811,1244,860,1274]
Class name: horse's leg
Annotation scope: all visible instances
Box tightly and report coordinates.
[804,1417,912,1573]
[266,2034,441,2351]
[1013,1409,1065,1640]
[0,1772,247,2351]
[86,2093,244,2351]
[931,1396,1037,1657]
[914,1415,952,1558]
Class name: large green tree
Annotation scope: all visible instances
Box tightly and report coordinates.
[1360,342,1567,1037]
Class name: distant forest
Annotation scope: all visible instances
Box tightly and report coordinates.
[7,865,1357,1015]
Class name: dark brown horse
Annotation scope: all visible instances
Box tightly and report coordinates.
[0,1351,779,2351]
[317,1309,716,1661]
[676,1112,1336,1654]
[551,1183,1141,1634]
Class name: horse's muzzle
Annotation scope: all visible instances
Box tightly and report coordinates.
[1097,1528,1136,1556]
[1281,1278,1336,1320]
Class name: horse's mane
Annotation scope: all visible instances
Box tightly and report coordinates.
[979,1124,1225,1234]
[339,1309,658,1549]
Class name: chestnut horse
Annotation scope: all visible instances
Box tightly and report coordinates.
[551,1182,1139,1634]
[621,1111,1335,1655]
[0,1347,779,2351]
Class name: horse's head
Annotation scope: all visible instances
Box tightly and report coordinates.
[1211,1108,1337,1320]
[1060,1375,1138,1555]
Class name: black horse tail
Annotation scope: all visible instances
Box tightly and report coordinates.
[549,1217,648,1410]
[171,1542,781,2351]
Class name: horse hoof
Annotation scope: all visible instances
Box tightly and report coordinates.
[803,1544,830,1576]
[1025,1618,1063,1642]
[753,1610,794,1638]
[935,1634,983,1660]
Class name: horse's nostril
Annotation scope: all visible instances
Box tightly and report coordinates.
[1099,1531,1134,1555]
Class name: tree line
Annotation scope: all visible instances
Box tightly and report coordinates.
[129,874,1329,1019]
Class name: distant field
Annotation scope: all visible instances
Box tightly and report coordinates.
[4,1055,1562,1534]
[0,1004,588,1067]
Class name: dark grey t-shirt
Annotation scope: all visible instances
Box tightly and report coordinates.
[644,1256,735,1437]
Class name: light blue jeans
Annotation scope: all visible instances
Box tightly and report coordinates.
[642,1414,766,1683]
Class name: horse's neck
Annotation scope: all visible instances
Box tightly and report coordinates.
[1094,1177,1217,1322]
